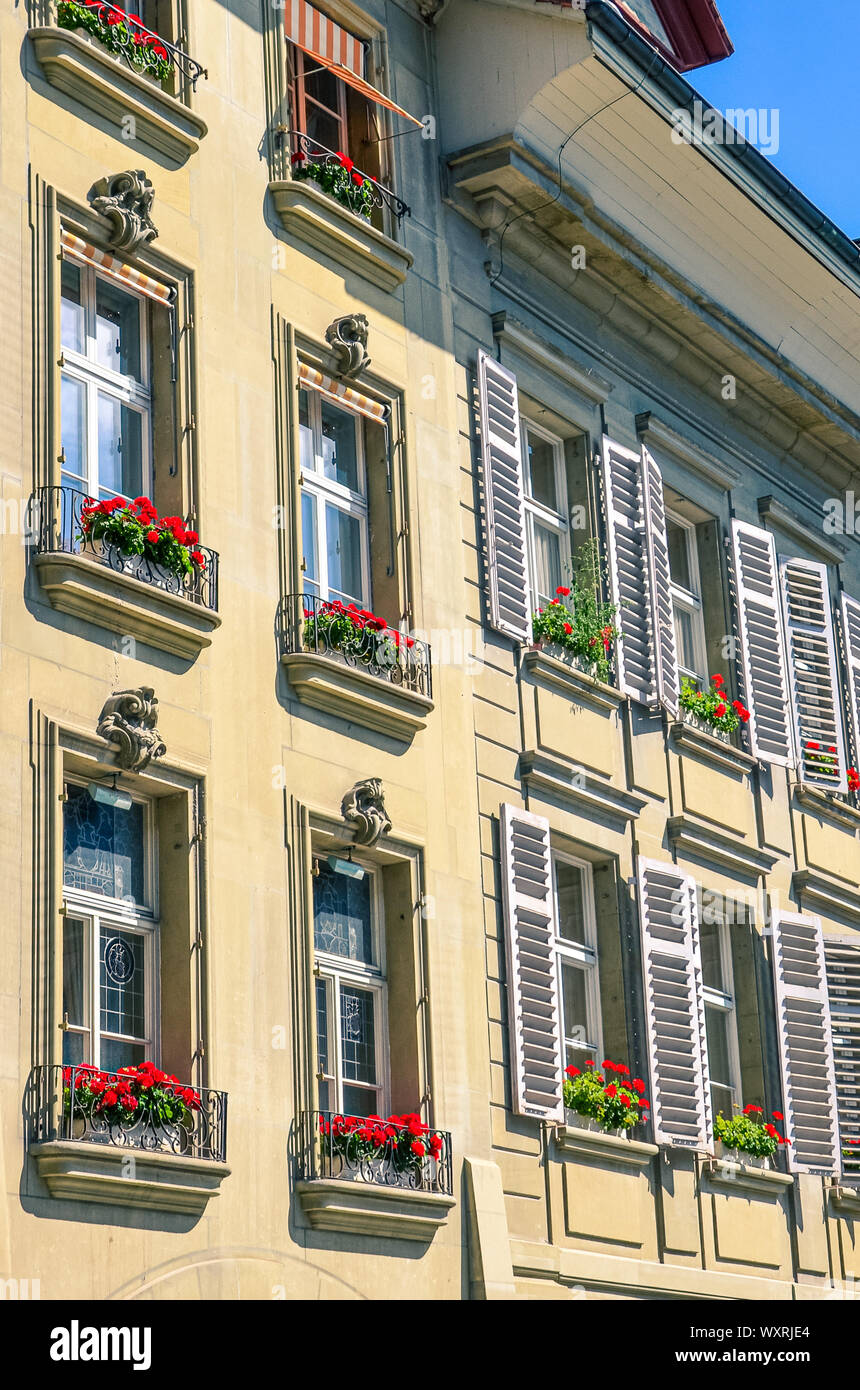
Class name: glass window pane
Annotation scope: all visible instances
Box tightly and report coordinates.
[667,517,693,591]
[531,520,564,608]
[301,490,319,596]
[313,862,373,963]
[325,504,364,606]
[61,262,85,355]
[705,1004,732,1089]
[299,389,314,474]
[305,65,341,114]
[339,985,377,1086]
[97,394,143,500]
[100,1039,146,1075]
[525,430,558,511]
[561,960,591,1051]
[63,784,145,904]
[316,977,329,1078]
[61,374,87,486]
[342,1085,378,1118]
[62,1031,86,1067]
[556,862,586,945]
[320,400,360,492]
[700,918,724,992]
[674,604,698,675]
[99,926,146,1044]
[95,278,142,380]
[711,1081,735,1123]
[306,103,343,154]
[63,917,86,1027]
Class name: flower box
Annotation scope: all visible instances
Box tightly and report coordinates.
[714,1140,771,1170]
[564,1110,627,1140]
[562,1059,651,1138]
[681,707,731,743]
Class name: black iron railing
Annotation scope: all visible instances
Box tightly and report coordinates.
[45,0,207,96]
[280,593,432,697]
[31,1064,228,1162]
[298,1110,453,1194]
[28,486,219,612]
[283,130,410,223]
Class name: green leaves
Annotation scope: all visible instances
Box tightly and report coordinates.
[57,2,173,83]
[292,159,375,221]
[531,539,620,683]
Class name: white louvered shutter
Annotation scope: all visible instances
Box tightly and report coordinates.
[600,437,657,704]
[729,520,793,766]
[771,911,840,1173]
[839,592,860,769]
[637,859,711,1147]
[824,937,860,1178]
[642,446,680,717]
[476,351,530,642]
[499,803,563,1121]
[780,558,847,791]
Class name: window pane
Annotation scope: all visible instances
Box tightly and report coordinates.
[306,103,343,153]
[667,517,693,591]
[705,1004,732,1089]
[674,603,698,675]
[97,394,143,500]
[325,504,364,606]
[99,926,146,1045]
[320,400,360,492]
[63,784,145,904]
[699,918,724,992]
[561,960,591,1051]
[525,431,558,511]
[62,1031,86,1067]
[531,521,563,608]
[61,374,87,486]
[95,278,142,380]
[63,917,86,1027]
[301,490,319,597]
[556,862,586,945]
[339,984,377,1086]
[299,389,314,474]
[711,1081,735,1123]
[342,1085,378,1118]
[313,862,373,963]
[100,1039,146,1075]
[305,65,342,115]
[61,262,85,355]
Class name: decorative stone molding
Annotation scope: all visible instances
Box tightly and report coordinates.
[666,814,781,877]
[792,869,860,926]
[89,170,158,253]
[295,1178,454,1242]
[826,1180,860,1216]
[341,778,391,846]
[269,180,413,293]
[704,1157,794,1198]
[635,412,741,489]
[555,1122,658,1170]
[758,495,846,563]
[281,651,433,742]
[97,688,166,772]
[31,1141,229,1216]
[793,781,860,831]
[669,719,758,776]
[325,314,371,379]
[518,750,648,828]
[522,647,624,712]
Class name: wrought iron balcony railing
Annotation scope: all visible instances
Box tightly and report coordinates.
[282,130,410,224]
[298,1110,453,1195]
[37,0,207,98]
[280,593,432,698]
[30,1064,228,1162]
[28,486,220,613]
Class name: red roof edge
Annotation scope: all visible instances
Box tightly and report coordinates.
[651,0,733,71]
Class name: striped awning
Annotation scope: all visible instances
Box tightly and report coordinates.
[60,229,174,307]
[285,0,423,128]
[298,361,388,423]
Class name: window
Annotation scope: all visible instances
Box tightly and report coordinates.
[61,782,158,1074]
[699,903,742,1123]
[313,860,387,1117]
[287,38,383,188]
[553,855,601,1073]
[666,508,707,683]
[300,387,371,608]
[522,420,571,612]
[60,261,151,503]
[824,938,860,1178]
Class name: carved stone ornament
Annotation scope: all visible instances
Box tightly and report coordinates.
[89,170,158,254]
[96,687,166,772]
[325,313,371,379]
[341,778,391,847]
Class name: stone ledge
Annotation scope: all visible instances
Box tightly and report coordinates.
[269,180,412,293]
[793,782,860,831]
[827,1182,860,1216]
[28,28,207,164]
[704,1157,794,1198]
[667,813,781,877]
[519,749,648,827]
[555,1122,658,1169]
[281,650,433,742]
[669,719,758,776]
[522,648,625,712]
[295,1178,455,1242]
[34,551,220,661]
[792,868,860,925]
[31,1140,230,1216]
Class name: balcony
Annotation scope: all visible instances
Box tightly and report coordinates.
[29,486,221,660]
[269,133,413,293]
[295,1110,455,1242]
[29,1064,230,1216]
[279,594,434,742]
[28,2,208,163]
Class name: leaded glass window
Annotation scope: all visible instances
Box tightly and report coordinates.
[63,784,145,905]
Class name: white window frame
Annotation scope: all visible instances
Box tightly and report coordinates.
[313,863,389,1116]
[521,418,570,617]
[60,262,152,502]
[299,385,372,609]
[700,911,743,1123]
[552,852,602,1068]
[666,506,707,684]
[61,778,159,1070]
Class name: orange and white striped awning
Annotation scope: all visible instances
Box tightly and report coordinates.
[285,0,423,128]
[299,361,388,423]
[60,229,175,308]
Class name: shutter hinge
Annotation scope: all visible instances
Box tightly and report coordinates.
[195,930,204,950]
[184,416,197,433]
[58,1011,69,1032]
[195,1038,205,1058]
[191,818,206,845]
[421,1090,431,1105]
[57,352,65,368]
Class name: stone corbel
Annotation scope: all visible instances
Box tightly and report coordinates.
[325,314,371,379]
[341,778,391,847]
[96,687,166,772]
[89,170,158,253]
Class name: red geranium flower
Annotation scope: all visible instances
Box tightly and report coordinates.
[556,586,571,597]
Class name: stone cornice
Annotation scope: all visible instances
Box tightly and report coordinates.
[493,311,610,404]
[522,647,624,711]
[636,412,740,489]
[667,814,781,878]
[792,869,860,926]
[669,720,758,776]
[519,749,649,827]
[758,495,847,562]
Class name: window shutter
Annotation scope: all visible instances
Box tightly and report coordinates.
[839,592,860,768]
[476,351,530,642]
[636,858,711,1147]
[600,437,657,704]
[824,938,860,1177]
[641,446,680,717]
[779,558,847,791]
[771,911,839,1173]
[499,803,563,1121]
[729,520,793,766]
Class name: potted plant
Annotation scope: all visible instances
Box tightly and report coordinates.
[57,1,173,83]
[679,673,749,742]
[713,1105,790,1169]
[290,149,375,221]
[303,599,413,664]
[562,1059,650,1137]
[62,1061,200,1148]
[78,495,207,593]
[319,1111,444,1184]
[530,540,620,684]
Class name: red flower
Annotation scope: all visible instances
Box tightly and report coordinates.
[411,1140,426,1158]
[121,1094,138,1110]
[632,1078,645,1094]
[849,768,860,792]
[619,1093,632,1107]
[564,1065,580,1078]
[764,1123,778,1139]
[639,1099,650,1109]
[604,1083,618,1098]
[103,1089,118,1107]
[352,172,364,187]
[711,674,724,687]
[743,1104,763,1115]
[191,550,206,567]
[602,1060,615,1071]
[335,151,354,173]
[806,741,820,751]
[714,701,727,717]
[145,529,159,543]
[772,1111,784,1121]
[291,150,307,164]
[563,622,573,635]
[556,586,571,597]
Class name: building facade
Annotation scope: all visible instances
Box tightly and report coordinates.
[2,0,860,1301]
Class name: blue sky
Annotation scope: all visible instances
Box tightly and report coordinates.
[695,0,860,237]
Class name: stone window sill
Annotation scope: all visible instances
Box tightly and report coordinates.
[34,550,220,661]
[295,1178,455,1242]
[555,1123,658,1169]
[704,1157,794,1197]
[31,1140,230,1216]
[826,1181,860,1216]
[281,650,433,742]
[793,781,860,830]
[28,27,207,164]
[522,647,625,712]
[269,180,412,293]
[669,719,758,775]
